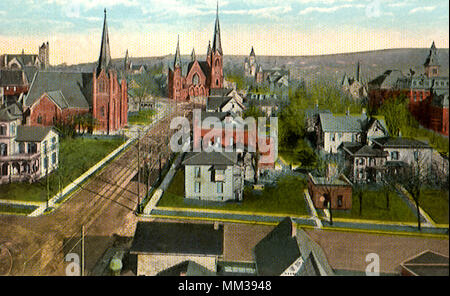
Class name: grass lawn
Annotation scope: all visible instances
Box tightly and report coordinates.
[331,189,418,223]
[419,189,449,224]
[0,203,38,215]
[128,109,156,125]
[0,137,124,202]
[157,169,310,216]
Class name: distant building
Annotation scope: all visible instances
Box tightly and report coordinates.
[22,10,128,135]
[340,61,368,100]
[168,5,224,103]
[129,221,223,276]
[183,151,244,202]
[1,105,59,184]
[368,42,449,136]
[0,42,49,70]
[244,47,290,90]
[253,217,334,276]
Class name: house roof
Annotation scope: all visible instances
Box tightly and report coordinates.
[400,250,449,276]
[0,69,26,86]
[157,260,215,276]
[372,137,431,149]
[206,96,233,111]
[24,71,92,109]
[253,217,301,276]
[200,111,231,122]
[2,54,39,68]
[0,105,22,122]
[183,151,238,166]
[129,221,224,256]
[319,112,368,133]
[295,228,334,275]
[341,142,387,157]
[15,126,54,142]
[369,70,405,89]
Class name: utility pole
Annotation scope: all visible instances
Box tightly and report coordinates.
[137,128,141,214]
[81,225,85,276]
[46,163,49,209]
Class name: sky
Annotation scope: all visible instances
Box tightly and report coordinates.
[0,0,448,65]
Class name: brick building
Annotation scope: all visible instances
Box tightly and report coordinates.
[168,4,223,104]
[307,173,353,210]
[368,42,449,136]
[22,10,128,134]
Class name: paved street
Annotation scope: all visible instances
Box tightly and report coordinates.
[0,100,187,275]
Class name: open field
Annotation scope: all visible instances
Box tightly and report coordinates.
[0,137,124,203]
[128,109,156,125]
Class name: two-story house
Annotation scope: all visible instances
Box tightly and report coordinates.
[1,105,59,184]
[316,110,370,154]
[183,151,244,202]
[371,137,433,176]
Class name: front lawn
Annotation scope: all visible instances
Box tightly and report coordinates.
[0,136,124,202]
[158,169,310,216]
[0,203,38,215]
[128,109,156,125]
[419,189,449,224]
[330,189,417,222]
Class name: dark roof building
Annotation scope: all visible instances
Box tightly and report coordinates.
[400,250,449,276]
[253,217,334,276]
[183,151,238,166]
[130,221,223,256]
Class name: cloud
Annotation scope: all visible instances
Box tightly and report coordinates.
[299,3,364,15]
[222,6,292,18]
[409,6,436,14]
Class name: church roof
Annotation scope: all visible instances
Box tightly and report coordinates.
[24,71,92,109]
[0,69,26,86]
[250,46,255,57]
[174,35,181,68]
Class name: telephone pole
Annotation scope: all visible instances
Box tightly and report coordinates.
[137,128,141,214]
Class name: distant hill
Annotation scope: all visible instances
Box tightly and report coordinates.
[53,48,449,84]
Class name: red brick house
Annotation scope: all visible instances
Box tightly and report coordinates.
[168,5,223,104]
[22,10,128,134]
[307,173,353,210]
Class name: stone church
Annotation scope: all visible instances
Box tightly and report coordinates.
[168,5,224,104]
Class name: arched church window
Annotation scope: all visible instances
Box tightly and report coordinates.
[215,59,220,67]
[193,74,200,86]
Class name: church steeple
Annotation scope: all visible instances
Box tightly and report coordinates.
[191,47,196,62]
[174,35,181,68]
[424,41,440,77]
[212,2,222,55]
[97,8,111,76]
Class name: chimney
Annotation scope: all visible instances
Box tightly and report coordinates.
[291,220,297,238]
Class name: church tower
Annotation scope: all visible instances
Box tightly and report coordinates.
[92,9,127,134]
[38,42,50,69]
[210,3,223,89]
[424,41,440,78]
[171,35,183,102]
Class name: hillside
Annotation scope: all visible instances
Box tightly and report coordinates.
[53,48,449,84]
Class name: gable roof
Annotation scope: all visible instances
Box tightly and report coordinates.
[207,96,233,111]
[130,221,223,256]
[24,71,92,109]
[0,104,22,122]
[15,126,55,142]
[400,250,449,276]
[253,217,301,276]
[183,151,238,166]
[372,137,431,149]
[341,142,387,157]
[369,70,405,89]
[210,88,233,97]
[157,260,215,276]
[319,112,368,133]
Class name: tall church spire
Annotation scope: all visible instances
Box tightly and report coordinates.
[97,8,111,75]
[191,47,196,62]
[212,1,222,54]
[174,35,181,68]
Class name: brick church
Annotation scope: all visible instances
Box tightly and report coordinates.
[23,9,128,135]
[168,5,224,103]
